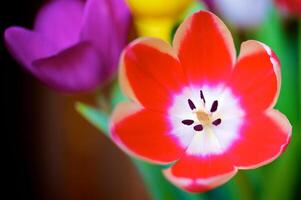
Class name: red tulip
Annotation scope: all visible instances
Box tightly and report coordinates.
[110,11,292,192]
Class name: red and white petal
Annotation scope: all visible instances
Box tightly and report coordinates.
[173,11,236,85]
[227,109,291,169]
[229,40,281,113]
[163,154,237,192]
[110,102,187,164]
[120,37,187,111]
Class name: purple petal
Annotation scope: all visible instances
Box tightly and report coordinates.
[108,0,131,74]
[4,0,131,93]
[4,27,59,73]
[32,42,103,92]
[110,0,131,44]
[34,0,84,49]
[81,0,112,53]
[80,0,130,78]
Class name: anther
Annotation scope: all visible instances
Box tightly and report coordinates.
[193,124,203,131]
[188,99,196,110]
[210,100,218,112]
[200,90,206,104]
[182,119,194,126]
[212,118,222,126]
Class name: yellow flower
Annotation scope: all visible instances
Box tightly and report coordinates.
[126,0,192,42]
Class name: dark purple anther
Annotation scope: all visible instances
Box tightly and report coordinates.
[188,99,196,110]
[210,100,218,112]
[200,90,206,104]
[193,124,203,131]
[182,119,194,126]
[212,118,222,126]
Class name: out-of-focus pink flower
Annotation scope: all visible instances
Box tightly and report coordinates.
[275,0,301,17]
[203,0,271,29]
[4,0,131,92]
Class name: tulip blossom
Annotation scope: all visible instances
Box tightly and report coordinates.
[4,0,130,92]
[110,11,291,192]
[275,0,301,17]
[203,0,270,28]
[126,0,192,41]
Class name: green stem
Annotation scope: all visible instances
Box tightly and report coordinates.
[134,160,204,200]
[234,172,254,200]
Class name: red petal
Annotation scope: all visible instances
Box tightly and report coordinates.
[173,11,236,85]
[163,154,237,192]
[227,110,291,169]
[229,40,281,113]
[120,37,187,111]
[110,102,186,164]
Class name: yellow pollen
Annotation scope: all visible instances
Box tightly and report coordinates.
[196,110,211,125]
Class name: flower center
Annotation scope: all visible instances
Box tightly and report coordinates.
[195,110,211,125]
[168,85,245,155]
[181,90,222,132]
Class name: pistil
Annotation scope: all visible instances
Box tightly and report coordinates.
[196,110,211,125]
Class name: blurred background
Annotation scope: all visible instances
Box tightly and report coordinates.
[1,0,150,199]
[1,0,300,200]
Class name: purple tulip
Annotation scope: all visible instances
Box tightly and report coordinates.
[4,0,131,92]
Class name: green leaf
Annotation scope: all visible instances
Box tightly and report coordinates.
[111,82,128,108]
[75,102,109,136]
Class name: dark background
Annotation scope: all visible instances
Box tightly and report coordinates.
[1,0,150,199]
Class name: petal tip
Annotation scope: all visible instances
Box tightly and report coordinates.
[235,110,292,170]
[163,166,237,193]
[174,10,236,60]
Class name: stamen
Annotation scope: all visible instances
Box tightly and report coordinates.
[200,90,206,104]
[182,119,194,126]
[212,118,222,126]
[210,100,218,112]
[193,124,203,131]
[188,99,196,110]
